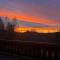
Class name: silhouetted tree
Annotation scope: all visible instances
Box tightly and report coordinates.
[13,17,17,26]
[0,17,4,32]
[7,22,14,32]
[12,17,18,31]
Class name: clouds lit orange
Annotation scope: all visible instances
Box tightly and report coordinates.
[0,0,60,33]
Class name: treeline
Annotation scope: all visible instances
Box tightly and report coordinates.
[0,17,15,32]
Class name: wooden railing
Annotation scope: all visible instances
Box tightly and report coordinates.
[0,40,59,60]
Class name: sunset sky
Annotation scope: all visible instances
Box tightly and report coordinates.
[0,0,60,32]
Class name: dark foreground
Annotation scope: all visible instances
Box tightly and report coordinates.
[0,39,60,60]
[0,54,40,60]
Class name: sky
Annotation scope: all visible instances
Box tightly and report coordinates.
[0,0,60,31]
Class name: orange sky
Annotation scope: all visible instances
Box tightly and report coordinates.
[0,0,60,33]
[0,11,60,33]
[14,27,60,33]
[0,10,60,26]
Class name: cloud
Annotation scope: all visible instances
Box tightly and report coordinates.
[0,0,60,27]
[16,20,49,27]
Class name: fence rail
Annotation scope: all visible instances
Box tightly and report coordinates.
[0,39,60,60]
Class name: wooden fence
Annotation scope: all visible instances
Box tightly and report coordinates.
[0,40,59,60]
